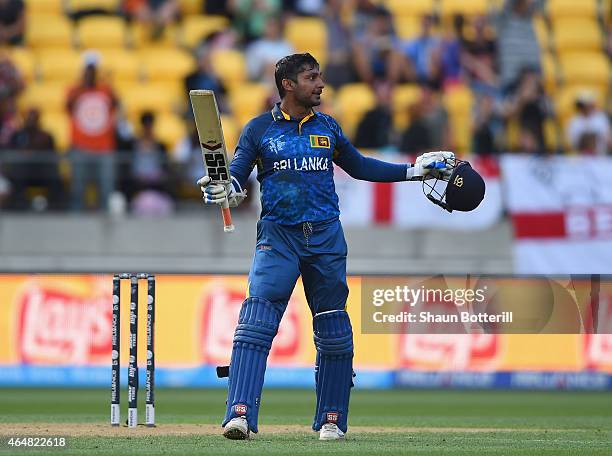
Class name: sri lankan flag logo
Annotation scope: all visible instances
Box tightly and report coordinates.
[310,135,331,149]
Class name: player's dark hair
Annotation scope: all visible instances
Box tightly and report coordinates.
[274,53,319,98]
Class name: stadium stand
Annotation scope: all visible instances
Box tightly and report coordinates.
[179,15,229,48]
[1,0,610,212]
[382,0,435,17]
[76,16,129,49]
[23,0,63,16]
[66,0,121,14]
[547,0,599,19]
[336,83,377,140]
[285,17,328,67]
[210,48,247,90]
[25,14,74,49]
[228,83,270,127]
[392,84,422,130]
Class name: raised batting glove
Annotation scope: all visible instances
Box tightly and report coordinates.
[197,176,247,208]
[408,151,455,181]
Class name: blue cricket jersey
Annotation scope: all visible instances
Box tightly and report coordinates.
[230,103,409,225]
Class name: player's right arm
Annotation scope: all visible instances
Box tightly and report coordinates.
[198,120,258,207]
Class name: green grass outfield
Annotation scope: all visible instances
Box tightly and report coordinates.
[0,388,611,455]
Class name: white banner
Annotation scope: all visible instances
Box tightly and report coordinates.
[392,157,502,230]
[335,166,375,226]
[501,155,612,274]
[335,156,503,229]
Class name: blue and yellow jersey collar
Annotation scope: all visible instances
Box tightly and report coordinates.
[271,103,290,121]
[271,103,317,122]
[271,103,317,134]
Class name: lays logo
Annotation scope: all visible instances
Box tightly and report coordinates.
[17,278,111,364]
[200,281,302,364]
[390,276,502,371]
[584,334,612,370]
[399,334,500,371]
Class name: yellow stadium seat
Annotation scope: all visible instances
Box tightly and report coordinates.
[4,48,36,82]
[541,51,558,93]
[382,0,434,17]
[443,84,473,114]
[335,83,376,140]
[555,85,608,150]
[26,15,74,49]
[439,0,488,18]
[180,15,229,48]
[179,0,203,15]
[285,17,326,53]
[448,112,472,154]
[395,16,421,40]
[153,112,187,150]
[98,49,141,82]
[19,82,69,113]
[76,16,128,48]
[283,17,327,65]
[553,18,602,52]
[228,83,269,127]
[139,47,195,81]
[130,22,178,48]
[40,110,70,151]
[559,52,610,89]
[66,0,121,13]
[547,0,598,19]
[24,0,63,15]
[603,0,611,18]
[505,118,519,150]
[118,82,180,116]
[114,78,183,104]
[210,49,246,90]
[554,85,606,125]
[533,16,550,51]
[38,49,83,82]
[392,84,421,129]
[544,118,559,152]
[220,114,239,155]
[443,85,474,153]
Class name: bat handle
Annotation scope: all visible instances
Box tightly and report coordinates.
[221,198,234,233]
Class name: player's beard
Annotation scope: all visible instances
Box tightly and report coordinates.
[296,89,322,108]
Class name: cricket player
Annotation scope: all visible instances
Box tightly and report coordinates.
[198,53,455,441]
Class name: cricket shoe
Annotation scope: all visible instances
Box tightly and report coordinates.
[223,417,250,440]
[319,423,345,441]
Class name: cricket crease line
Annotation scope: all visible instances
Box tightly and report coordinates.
[0,424,594,437]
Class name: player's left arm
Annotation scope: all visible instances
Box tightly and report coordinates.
[331,119,454,182]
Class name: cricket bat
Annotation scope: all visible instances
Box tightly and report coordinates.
[189,90,234,233]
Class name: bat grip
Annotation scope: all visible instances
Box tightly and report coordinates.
[221,198,234,233]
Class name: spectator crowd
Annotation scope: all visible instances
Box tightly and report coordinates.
[0,0,610,213]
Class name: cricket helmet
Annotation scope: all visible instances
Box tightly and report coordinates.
[423,159,485,213]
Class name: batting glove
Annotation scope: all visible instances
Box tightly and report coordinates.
[409,151,455,181]
[197,176,247,208]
